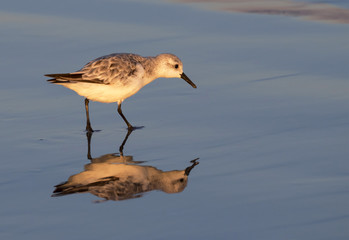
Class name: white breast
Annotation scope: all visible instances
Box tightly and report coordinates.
[59,63,147,103]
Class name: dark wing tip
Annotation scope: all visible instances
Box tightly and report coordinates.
[45,73,106,84]
[46,78,69,84]
[45,73,83,78]
[45,73,85,84]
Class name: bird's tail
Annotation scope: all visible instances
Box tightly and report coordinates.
[45,73,84,83]
[52,176,120,197]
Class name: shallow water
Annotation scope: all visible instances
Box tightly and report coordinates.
[1,0,348,239]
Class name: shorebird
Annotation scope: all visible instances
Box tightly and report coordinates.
[45,53,196,131]
[52,159,199,201]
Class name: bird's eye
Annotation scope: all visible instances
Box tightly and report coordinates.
[174,64,179,69]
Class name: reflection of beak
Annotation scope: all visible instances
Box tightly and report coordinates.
[181,72,197,88]
[184,159,199,176]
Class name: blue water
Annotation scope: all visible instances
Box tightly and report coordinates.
[0,0,348,239]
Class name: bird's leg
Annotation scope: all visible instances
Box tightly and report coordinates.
[85,98,94,132]
[117,102,133,130]
[119,128,133,156]
[86,130,93,160]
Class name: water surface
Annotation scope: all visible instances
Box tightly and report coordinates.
[0,0,348,239]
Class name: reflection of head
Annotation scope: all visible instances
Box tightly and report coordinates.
[158,170,189,194]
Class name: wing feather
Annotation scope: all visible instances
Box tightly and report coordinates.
[45,53,145,85]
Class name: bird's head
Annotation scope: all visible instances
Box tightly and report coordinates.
[155,53,196,88]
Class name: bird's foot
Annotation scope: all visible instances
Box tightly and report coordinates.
[127,125,144,131]
[85,126,101,133]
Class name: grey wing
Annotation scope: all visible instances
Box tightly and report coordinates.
[80,54,141,85]
[46,54,141,85]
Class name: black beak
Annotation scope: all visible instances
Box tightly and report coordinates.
[181,73,197,88]
[184,158,199,176]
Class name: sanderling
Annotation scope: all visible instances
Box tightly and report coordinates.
[52,158,199,201]
[45,53,196,131]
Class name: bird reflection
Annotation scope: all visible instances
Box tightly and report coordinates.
[52,130,199,202]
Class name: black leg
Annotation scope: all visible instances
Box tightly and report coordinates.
[119,129,133,156]
[85,98,94,132]
[117,102,133,130]
[86,130,93,160]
